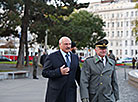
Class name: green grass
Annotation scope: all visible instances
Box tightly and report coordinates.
[0,61,32,65]
[0,70,12,72]
[0,61,17,64]
[124,63,132,66]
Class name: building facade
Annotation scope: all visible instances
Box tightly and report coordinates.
[87,0,138,59]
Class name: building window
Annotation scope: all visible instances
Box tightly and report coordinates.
[126,21,129,27]
[120,41,122,46]
[112,13,114,18]
[135,41,138,45]
[107,32,109,37]
[131,50,133,56]
[126,31,128,36]
[125,40,127,46]
[121,21,123,27]
[104,14,106,19]
[117,31,120,37]
[136,50,138,55]
[131,30,133,36]
[121,13,123,17]
[116,42,118,46]
[117,13,119,18]
[108,22,109,27]
[120,49,122,55]
[135,11,138,16]
[117,22,119,27]
[116,50,118,55]
[131,11,134,16]
[131,40,134,46]
[112,22,114,27]
[126,12,129,17]
[125,50,127,55]
[121,31,123,37]
[112,31,114,37]
[111,42,113,46]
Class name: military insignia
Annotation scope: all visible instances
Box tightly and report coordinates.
[96,57,99,62]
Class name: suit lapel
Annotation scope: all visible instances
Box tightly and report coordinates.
[57,50,66,65]
[94,55,103,73]
[70,53,73,68]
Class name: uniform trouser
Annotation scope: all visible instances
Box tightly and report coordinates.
[33,66,37,78]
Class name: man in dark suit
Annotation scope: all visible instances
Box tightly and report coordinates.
[71,42,77,54]
[42,36,80,102]
[40,52,48,66]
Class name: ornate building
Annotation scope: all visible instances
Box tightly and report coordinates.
[87,0,138,59]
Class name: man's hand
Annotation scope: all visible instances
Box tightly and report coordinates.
[60,65,70,75]
[81,98,89,102]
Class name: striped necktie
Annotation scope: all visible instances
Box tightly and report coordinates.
[65,54,70,67]
[101,58,104,67]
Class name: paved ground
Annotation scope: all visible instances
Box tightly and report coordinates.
[116,67,138,102]
[0,65,138,102]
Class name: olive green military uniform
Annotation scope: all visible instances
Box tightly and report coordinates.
[80,55,119,102]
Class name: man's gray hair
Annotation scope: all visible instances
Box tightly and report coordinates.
[59,36,71,44]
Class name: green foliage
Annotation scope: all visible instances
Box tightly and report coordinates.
[133,3,138,42]
[0,0,23,37]
[48,10,106,49]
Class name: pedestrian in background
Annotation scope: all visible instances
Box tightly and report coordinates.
[42,36,80,102]
[40,51,48,66]
[80,39,119,102]
[108,50,116,61]
[132,57,136,69]
[71,42,77,54]
[33,52,39,79]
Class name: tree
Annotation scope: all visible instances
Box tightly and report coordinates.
[16,0,30,67]
[0,0,89,68]
[48,10,106,49]
[132,3,138,42]
[29,0,89,47]
[0,0,23,37]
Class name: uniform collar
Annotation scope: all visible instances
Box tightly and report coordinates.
[94,55,114,65]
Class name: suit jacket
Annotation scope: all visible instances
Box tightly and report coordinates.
[42,50,80,102]
[40,54,48,66]
[80,55,119,102]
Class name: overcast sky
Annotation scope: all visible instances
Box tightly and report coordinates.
[77,0,101,3]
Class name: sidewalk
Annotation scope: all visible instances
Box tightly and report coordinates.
[0,76,46,102]
[0,76,81,102]
[0,66,138,102]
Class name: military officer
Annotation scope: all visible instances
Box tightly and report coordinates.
[80,39,119,102]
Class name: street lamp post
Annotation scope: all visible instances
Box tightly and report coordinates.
[45,30,48,53]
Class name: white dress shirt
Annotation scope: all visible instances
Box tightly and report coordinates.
[98,56,106,66]
[60,49,71,63]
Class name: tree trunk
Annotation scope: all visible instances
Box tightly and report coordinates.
[25,32,29,66]
[16,0,29,68]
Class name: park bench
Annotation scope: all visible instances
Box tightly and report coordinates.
[0,73,4,80]
[0,72,8,80]
[7,71,29,79]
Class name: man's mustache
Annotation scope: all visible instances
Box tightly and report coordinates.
[66,47,71,50]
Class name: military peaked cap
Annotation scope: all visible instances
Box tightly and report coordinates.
[95,39,108,49]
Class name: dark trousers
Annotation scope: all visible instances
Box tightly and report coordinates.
[132,63,135,69]
[33,66,37,78]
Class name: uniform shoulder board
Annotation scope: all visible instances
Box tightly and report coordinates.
[86,56,93,60]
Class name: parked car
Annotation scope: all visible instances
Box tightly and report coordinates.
[0,56,12,61]
[116,57,132,64]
